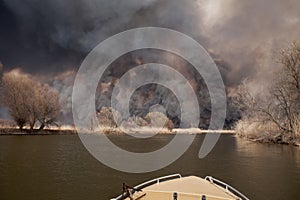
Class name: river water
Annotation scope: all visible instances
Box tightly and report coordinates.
[0,134,299,200]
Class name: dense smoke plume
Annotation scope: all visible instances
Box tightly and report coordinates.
[1,0,300,126]
[1,0,300,80]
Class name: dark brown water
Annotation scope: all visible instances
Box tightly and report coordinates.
[0,134,299,200]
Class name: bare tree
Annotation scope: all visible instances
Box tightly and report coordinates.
[120,115,148,129]
[145,112,173,130]
[28,90,39,130]
[233,42,300,137]
[233,80,288,133]
[1,70,61,131]
[1,70,35,130]
[275,41,300,134]
[97,107,121,128]
[37,84,61,130]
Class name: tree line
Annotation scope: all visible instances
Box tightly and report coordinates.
[233,42,300,142]
[0,70,60,130]
[96,107,174,131]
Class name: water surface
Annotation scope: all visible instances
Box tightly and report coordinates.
[0,134,299,200]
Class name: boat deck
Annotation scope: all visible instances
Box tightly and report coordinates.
[126,176,239,200]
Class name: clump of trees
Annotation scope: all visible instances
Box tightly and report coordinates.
[96,108,174,132]
[97,107,122,128]
[145,112,174,130]
[0,70,61,130]
[120,115,148,129]
[233,42,300,143]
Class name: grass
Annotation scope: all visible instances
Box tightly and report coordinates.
[0,126,235,136]
[0,127,76,135]
[235,118,300,146]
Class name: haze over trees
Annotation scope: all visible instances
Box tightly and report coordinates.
[233,42,300,143]
[0,69,61,130]
[96,107,174,132]
[97,107,121,129]
[145,112,174,130]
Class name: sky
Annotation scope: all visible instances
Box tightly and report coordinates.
[1,0,299,79]
[0,0,300,124]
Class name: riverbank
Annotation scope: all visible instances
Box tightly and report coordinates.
[0,127,235,135]
[236,132,300,146]
[238,135,300,147]
[0,128,77,135]
[234,119,300,146]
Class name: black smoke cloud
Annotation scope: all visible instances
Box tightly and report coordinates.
[1,0,300,82]
[198,0,300,87]
[1,0,300,126]
[0,0,163,74]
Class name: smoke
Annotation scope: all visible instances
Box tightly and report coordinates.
[0,61,3,79]
[1,0,300,83]
[2,0,157,52]
[197,0,300,87]
[0,62,8,120]
[1,0,300,126]
[51,70,76,124]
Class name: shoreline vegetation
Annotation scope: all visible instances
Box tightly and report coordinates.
[235,120,300,146]
[0,127,235,136]
[233,42,300,147]
[1,127,299,146]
